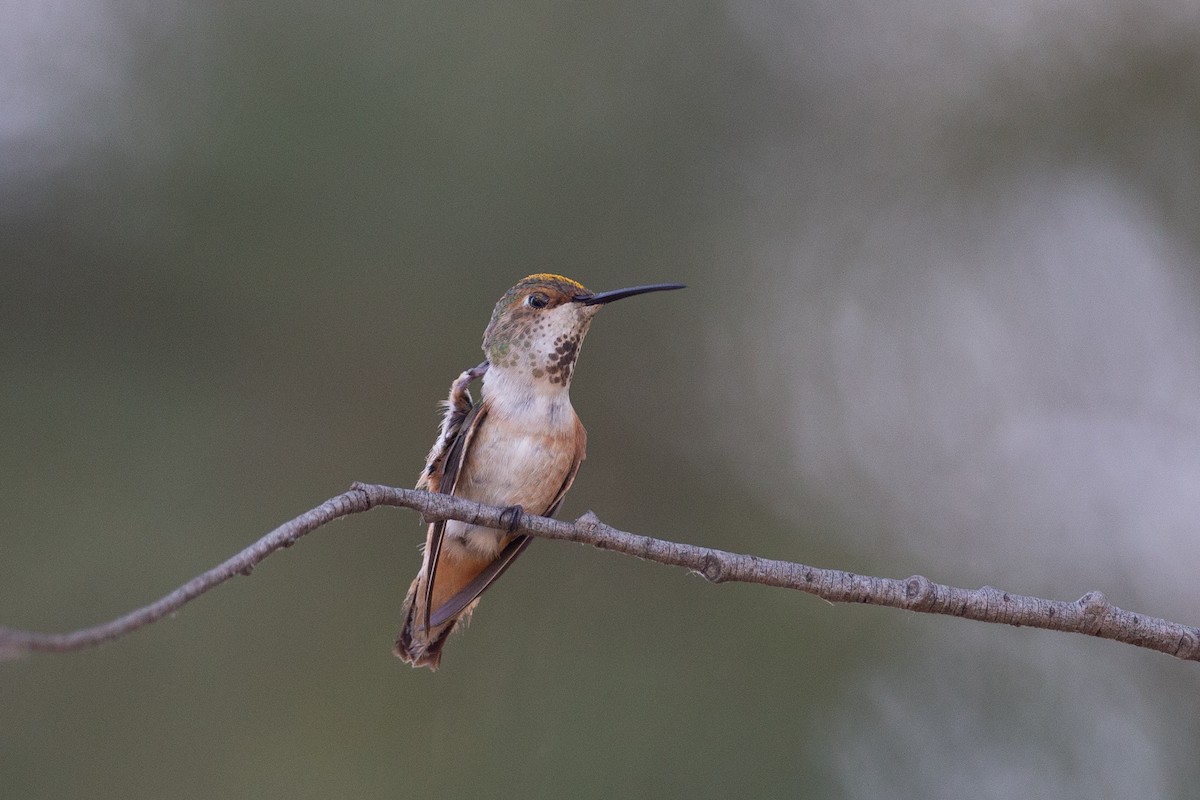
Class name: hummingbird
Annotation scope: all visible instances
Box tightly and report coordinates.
[394,274,684,669]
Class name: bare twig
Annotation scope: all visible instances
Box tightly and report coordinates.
[1,483,1197,663]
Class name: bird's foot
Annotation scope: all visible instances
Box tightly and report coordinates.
[499,504,524,533]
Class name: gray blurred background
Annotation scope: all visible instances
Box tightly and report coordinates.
[3,2,1199,797]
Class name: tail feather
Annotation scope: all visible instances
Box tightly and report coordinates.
[394,547,491,669]
[394,574,461,669]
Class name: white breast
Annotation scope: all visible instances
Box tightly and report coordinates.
[445,368,581,558]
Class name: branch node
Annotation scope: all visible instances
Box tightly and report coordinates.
[1077,591,1112,633]
[698,552,725,583]
[348,482,373,508]
[576,511,601,530]
[569,511,607,549]
[904,575,937,610]
[1078,591,1111,614]
[1175,630,1200,660]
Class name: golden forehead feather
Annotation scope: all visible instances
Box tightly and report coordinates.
[518,273,586,292]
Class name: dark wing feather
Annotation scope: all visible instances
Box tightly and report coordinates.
[417,362,487,494]
[419,362,488,634]
[429,535,532,627]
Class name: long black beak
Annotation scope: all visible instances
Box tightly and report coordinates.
[574,283,686,305]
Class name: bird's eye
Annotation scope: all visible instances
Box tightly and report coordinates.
[526,293,549,309]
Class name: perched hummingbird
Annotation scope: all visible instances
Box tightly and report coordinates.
[395,274,684,668]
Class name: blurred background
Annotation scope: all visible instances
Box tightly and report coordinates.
[3,1,1199,797]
